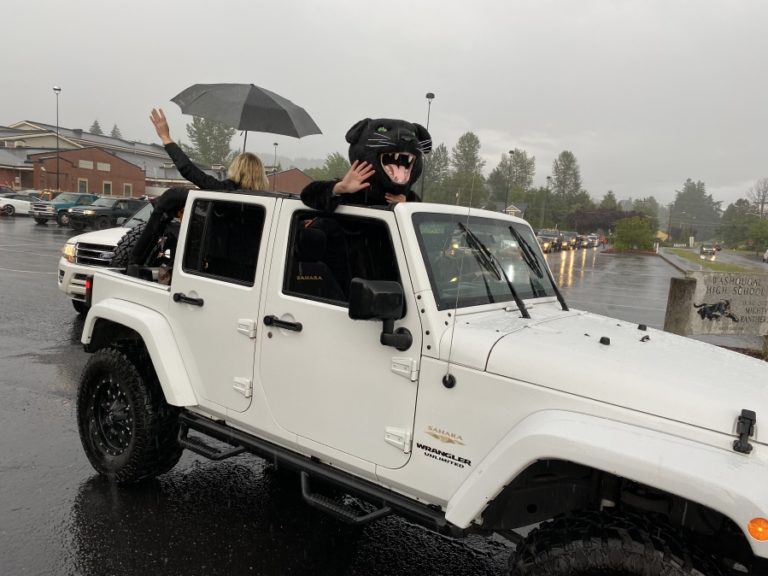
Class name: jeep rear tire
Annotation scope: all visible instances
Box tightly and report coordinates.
[57,210,71,226]
[509,510,721,576]
[110,222,146,266]
[77,347,182,484]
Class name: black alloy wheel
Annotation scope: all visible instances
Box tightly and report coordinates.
[77,347,182,483]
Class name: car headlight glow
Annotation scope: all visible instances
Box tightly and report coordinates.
[62,243,76,263]
[83,209,96,216]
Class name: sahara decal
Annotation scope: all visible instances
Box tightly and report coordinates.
[426,426,465,445]
[416,442,471,469]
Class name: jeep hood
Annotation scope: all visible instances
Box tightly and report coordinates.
[443,309,767,439]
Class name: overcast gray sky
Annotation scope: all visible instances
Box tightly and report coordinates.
[4,0,767,205]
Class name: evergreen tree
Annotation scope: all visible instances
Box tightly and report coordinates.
[487,149,535,209]
[446,132,486,208]
[599,190,618,210]
[305,152,350,181]
[718,199,758,247]
[110,124,122,139]
[632,196,661,233]
[669,179,721,241]
[89,120,103,135]
[550,151,585,225]
[419,143,451,203]
[183,116,237,167]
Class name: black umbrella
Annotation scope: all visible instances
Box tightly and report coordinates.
[171,83,322,150]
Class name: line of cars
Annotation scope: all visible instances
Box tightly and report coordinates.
[0,188,153,314]
[535,229,602,253]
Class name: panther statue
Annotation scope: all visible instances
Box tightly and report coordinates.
[301,117,432,211]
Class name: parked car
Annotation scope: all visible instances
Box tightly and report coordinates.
[29,192,100,225]
[586,234,600,248]
[0,193,40,216]
[58,202,153,314]
[762,248,768,263]
[68,197,148,230]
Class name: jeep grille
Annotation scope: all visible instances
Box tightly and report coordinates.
[76,242,115,266]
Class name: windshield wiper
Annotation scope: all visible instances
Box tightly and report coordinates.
[508,226,569,312]
[458,222,530,319]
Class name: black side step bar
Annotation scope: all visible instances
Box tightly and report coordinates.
[178,423,246,461]
[300,472,391,525]
[178,412,460,537]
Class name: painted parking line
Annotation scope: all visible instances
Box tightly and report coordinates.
[0,266,56,275]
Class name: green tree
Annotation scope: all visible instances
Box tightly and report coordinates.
[748,219,768,252]
[305,152,351,181]
[420,143,451,203]
[550,151,584,225]
[632,196,661,234]
[669,179,721,242]
[614,216,655,250]
[89,120,103,135]
[446,132,486,208]
[182,116,237,167]
[487,149,535,209]
[599,190,618,210]
[110,124,122,139]
[719,198,759,247]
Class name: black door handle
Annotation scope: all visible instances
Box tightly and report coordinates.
[264,315,303,332]
[173,292,204,306]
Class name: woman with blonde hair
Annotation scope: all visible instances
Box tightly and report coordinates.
[150,108,269,191]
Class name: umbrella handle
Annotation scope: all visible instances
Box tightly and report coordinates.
[242,131,248,153]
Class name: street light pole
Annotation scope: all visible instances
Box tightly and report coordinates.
[420,92,435,201]
[272,142,278,191]
[541,176,551,229]
[53,86,61,190]
[506,149,515,215]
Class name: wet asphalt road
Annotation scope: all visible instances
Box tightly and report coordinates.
[0,218,682,576]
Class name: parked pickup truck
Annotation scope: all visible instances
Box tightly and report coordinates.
[59,203,152,314]
[30,192,99,226]
[78,188,768,576]
[67,196,148,231]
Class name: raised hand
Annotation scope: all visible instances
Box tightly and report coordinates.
[333,160,375,194]
[150,108,173,145]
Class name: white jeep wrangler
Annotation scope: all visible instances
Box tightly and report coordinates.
[77,188,768,575]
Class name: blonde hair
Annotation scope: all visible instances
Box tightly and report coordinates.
[228,152,269,191]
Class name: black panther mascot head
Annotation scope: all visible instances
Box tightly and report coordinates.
[345,118,432,199]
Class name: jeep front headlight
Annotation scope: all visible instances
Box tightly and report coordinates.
[62,242,76,263]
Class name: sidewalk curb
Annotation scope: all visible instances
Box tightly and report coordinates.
[657,249,690,274]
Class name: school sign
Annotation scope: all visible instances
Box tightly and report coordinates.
[664,271,768,337]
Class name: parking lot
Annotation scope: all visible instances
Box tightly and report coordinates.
[0,215,685,576]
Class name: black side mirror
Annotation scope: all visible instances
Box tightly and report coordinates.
[348,278,412,351]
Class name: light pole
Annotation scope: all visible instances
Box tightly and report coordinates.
[541,176,551,229]
[272,142,278,191]
[420,92,435,200]
[53,86,61,190]
[506,149,515,215]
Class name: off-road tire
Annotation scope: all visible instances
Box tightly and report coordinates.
[509,510,722,576]
[34,217,48,225]
[77,347,182,484]
[56,210,71,226]
[2,204,15,216]
[72,300,89,315]
[110,222,146,267]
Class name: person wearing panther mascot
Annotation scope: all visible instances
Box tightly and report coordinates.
[301,117,432,211]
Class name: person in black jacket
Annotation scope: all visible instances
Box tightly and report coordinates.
[301,117,431,212]
[150,108,269,191]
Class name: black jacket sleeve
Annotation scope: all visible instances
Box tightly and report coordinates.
[165,142,229,191]
[300,180,343,212]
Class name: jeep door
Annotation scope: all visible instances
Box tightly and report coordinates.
[260,204,422,470]
[169,192,276,414]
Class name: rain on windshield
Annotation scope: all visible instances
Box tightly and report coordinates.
[413,213,558,310]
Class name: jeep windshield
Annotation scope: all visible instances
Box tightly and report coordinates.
[413,213,559,310]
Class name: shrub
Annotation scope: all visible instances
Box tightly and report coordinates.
[613,216,654,251]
